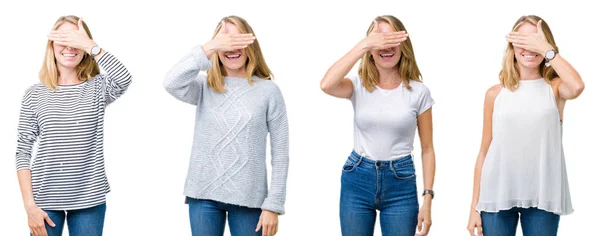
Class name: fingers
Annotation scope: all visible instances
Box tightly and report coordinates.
[44,214,55,227]
[373,20,380,33]
[255,215,262,232]
[537,20,543,33]
[467,225,475,236]
[477,224,483,236]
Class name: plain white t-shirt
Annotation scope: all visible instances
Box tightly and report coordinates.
[349,75,434,161]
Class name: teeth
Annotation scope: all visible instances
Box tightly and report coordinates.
[523,55,536,59]
[62,53,76,57]
[226,54,241,59]
[380,53,394,57]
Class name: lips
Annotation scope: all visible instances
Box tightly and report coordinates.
[521,54,538,61]
[225,53,241,59]
[380,53,394,58]
[62,53,77,57]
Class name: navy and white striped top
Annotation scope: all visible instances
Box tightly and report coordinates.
[15,52,131,210]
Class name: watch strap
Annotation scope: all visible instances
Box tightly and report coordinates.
[422,189,435,199]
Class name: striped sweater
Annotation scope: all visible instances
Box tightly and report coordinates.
[15,52,132,210]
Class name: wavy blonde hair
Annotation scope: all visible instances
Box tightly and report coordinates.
[358,15,422,92]
[39,15,99,91]
[500,15,559,91]
[207,16,272,92]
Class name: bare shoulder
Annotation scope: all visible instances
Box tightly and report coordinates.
[485,84,502,101]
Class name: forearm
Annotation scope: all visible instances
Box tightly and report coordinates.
[17,169,36,209]
[470,154,485,210]
[550,54,584,96]
[262,114,290,214]
[320,42,368,91]
[164,45,210,104]
[421,149,435,206]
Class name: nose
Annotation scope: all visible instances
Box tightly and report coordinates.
[66,46,74,50]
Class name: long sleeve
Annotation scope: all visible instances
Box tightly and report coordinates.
[163,45,212,105]
[261,85,290,214]
[96,52,132,105]
[15,88,38,171]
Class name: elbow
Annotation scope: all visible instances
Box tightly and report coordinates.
[320,79,333,94]
[573,82,585,97]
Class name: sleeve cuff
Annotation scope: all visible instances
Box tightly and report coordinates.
[191,45,212,71]
[261,199,285,215]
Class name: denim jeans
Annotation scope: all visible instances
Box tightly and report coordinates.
[34,203,106,236]
[340,151,419,236]
[187,197,262,236]
[481,207,560,236]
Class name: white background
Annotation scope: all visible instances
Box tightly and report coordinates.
[0,0,598,235]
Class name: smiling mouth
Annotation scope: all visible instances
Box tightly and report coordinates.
[62,53,77,57]
[225,54,241,59]
[522,54,538,60]
[380,53,394,58]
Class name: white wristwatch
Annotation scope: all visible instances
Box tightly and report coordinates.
[90,45,102,58]
[544,49,557,67]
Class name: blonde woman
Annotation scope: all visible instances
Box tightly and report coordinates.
[163,16,289,236]
[467,15,584,236]
[15,15,131,236]
[320,15,436,236]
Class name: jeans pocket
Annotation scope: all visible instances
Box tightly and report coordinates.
[342,159,358,173]
[391,161,416,180]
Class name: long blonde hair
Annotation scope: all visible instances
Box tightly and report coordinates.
[207,16,272,93]
[39,15,99,91]
[358,15,422,92]
[499,15,559,91]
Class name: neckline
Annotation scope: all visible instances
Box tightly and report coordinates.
[519,78,544,83]
[376,81,404,91]
[57,81,86,88]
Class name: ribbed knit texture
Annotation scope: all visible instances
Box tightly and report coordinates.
[163,45,289,214]
[15,52,132,210]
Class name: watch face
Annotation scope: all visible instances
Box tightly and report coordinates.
[91,46,101,55]
[545,50,556,60]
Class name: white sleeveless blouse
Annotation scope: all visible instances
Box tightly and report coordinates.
[477,78,573,215]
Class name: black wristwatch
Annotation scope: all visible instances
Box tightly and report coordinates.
[422,189,435,199]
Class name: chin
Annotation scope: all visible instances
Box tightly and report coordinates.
[518,61,543,69]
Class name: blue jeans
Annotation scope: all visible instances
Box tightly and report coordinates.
[187,197,262,236]
[340,151,419,236]
[35,203,106,236]
[481,207,560,236]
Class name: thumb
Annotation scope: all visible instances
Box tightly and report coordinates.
[44,214,55,227]
[417,219,423,232]
[373,20,380,32]
[78,17,84,30]
[255,215,262,232]
[221,20,228,34]
[477,224,483,236]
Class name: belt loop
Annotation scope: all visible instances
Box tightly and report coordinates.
[356,155,364,167]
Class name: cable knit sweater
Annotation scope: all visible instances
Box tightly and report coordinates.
[163,45,289,214]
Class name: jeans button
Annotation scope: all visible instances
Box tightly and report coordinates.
[376,162,382,167]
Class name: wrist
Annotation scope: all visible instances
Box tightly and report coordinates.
[84,40,97,54]
[202,41,217,57]
[540,44,555,55]
[24,201,37,211]
[357,39,372,53]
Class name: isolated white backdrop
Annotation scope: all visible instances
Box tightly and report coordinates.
[0,0,597,235]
